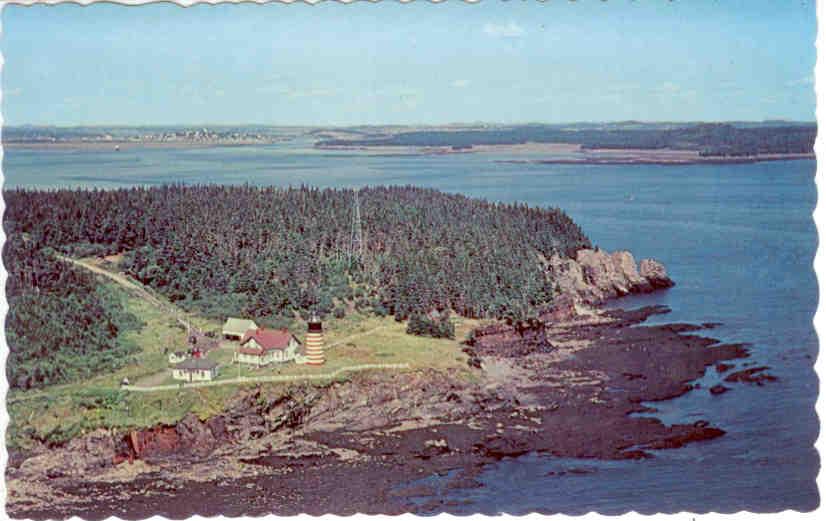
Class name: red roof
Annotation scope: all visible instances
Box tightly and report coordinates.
[238,328,298,355]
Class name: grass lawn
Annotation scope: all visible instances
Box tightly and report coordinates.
[6,274,479,450]
[202,313,476,383]
[5,282,192,448]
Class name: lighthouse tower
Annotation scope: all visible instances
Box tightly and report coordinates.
[305,315,325,365]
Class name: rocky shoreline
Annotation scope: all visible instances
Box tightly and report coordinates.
[5,250,775,518]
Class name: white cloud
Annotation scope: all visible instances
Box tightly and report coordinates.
[451,79,470,89]
[483,21,525,38]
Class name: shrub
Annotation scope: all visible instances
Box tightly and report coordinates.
[406,311,454,339]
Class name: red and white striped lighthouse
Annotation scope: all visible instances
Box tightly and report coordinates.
[305,315,325,365]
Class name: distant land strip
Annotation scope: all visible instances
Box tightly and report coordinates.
[315,122,816,158]
[493,152,815,166]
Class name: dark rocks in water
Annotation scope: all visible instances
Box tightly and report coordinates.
[709,384,731,395]
[724,366,778,386]
[603,305,671,325]
[546,467,598,477]
[619,449,652,460]
[567,467,597,475]
[644,424,725,450]
[716,363,734,374]
[702,322,723,329]
[659,323,706,334]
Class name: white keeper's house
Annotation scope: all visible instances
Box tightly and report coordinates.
[172,358,219,382]
[234,328,302,366]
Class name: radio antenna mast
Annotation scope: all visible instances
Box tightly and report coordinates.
[349,189,364,270]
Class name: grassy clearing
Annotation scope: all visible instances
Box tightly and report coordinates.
[6,274,477,449]
[203,313,476,382]
[6,284,191,448]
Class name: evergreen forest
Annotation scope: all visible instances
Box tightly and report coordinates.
[4,185,591,386]
[4,236,142,389]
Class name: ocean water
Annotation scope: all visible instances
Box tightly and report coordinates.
[1,142,819,513]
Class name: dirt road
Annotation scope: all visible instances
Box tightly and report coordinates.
[58,255,193,329]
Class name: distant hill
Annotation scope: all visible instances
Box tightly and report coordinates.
[316,122,816,156]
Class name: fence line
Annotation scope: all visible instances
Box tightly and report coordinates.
[122,363,410,392]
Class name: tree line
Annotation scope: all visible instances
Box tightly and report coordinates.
[5,184,590,350]
[4,236,142,389]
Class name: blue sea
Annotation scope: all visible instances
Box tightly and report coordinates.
[1,141,819,513]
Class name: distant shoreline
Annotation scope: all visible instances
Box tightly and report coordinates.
[317,142,815,164]
[1,140,282,151]
[3,140,814,166]
[494,152,815,166]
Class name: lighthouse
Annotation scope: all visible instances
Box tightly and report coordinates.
[305,315,325,365]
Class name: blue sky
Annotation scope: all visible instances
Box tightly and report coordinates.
[1,1,817,126]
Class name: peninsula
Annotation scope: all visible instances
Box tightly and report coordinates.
[4,185,774,518]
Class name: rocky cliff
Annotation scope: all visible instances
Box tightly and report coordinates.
[546,248,674,304]
[461,248,675,357]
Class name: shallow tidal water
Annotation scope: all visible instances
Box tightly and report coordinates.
[2,142,819,513]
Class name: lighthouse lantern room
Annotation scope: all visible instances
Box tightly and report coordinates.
[305,315,326,365]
